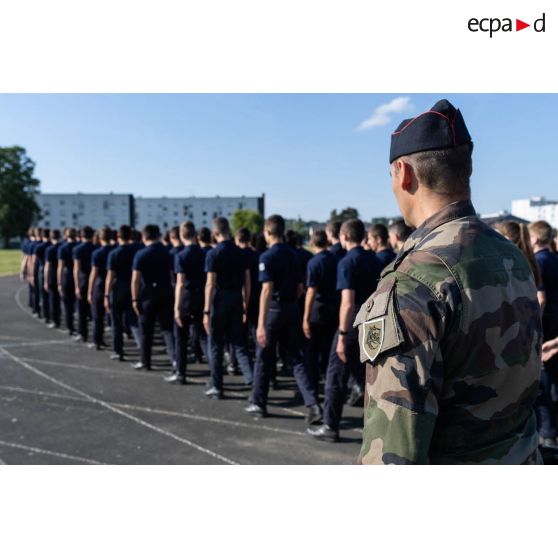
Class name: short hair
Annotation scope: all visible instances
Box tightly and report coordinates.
[368,224,389,245]
[388,220,413,243]
[529,220,553,245]
[66,227,77,240]
[326,221,342,240]
[142,224,161,241]
[285,229,298,248]
[99,226,112,243]
[180,220,196,241]
[162,231,170,244]
[265,215,285,238]
[42,228,51,239]
[34,227,43,238]
[213,217,230,237]
[27,227,34,236]
[118,225,132,241]
[198,227,212,244]
[50,229,61,241]
[341,219,365,244]
[252,233,267,254]
[169,226,180,240]
[235,227,251,244]
[81,226,94,240]
[132,229,142,242]
[312,230,328,249]
[398,142,474,195]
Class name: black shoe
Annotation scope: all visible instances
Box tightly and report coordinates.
[244,403,268,418]
[165,372,186,385]
[271,379,280,390]
[109,352,124,361]
[346,384,364,407]
[204,386,223,399]
[307,424,339,442]
[306,404,323,425]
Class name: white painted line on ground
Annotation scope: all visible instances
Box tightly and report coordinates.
[0,384,307,437]
[0,346,238,465]
[0,340,73,349]
[0,439,104,465]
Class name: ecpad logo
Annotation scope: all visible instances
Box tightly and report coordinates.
[468,13,546,37]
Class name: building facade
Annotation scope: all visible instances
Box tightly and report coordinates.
[36,193,134,230]
[511,197,558,229]
[35,193,265,231]
[134,196,264,229]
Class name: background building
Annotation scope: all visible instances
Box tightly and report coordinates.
[36,193,134,230]
[134,195,264,229]
[511,197,558,229]
[35,193,265,231]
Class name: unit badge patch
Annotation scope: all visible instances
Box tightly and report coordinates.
[360,317,385,362]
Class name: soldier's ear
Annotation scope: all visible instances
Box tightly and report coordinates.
[399,160,414,192]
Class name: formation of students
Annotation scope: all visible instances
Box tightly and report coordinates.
[18,213,558,444]
[19,216,409,441]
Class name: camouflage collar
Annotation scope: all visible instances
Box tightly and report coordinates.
[384,200,476,277]
[405,200,476,250]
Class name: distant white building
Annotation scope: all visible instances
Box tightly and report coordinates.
[35,193,265,231]
[36,193,134,230]
[134,195,264,229]
[511,197,558,229]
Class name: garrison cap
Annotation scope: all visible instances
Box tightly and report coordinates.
[389,99,471,163]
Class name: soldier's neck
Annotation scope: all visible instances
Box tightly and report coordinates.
[409,192,470,228]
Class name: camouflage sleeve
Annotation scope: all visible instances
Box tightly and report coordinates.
[355,267,450,465]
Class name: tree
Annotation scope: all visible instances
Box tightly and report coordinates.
[0,146,41,247]
[329,207,359,222]
[230,208,264,235]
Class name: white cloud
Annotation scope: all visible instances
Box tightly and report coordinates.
[356,96,413,131]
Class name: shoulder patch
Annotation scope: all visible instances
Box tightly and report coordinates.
[360,317,385,362]
[259,262,265,272]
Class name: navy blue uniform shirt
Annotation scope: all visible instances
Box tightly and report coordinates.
[536,248,558,325]
[205,239,247,290]
[175,243,206,291]
[58,241,75,271]
[306,249,339,305]
[329,242,346,262]
[242,246,260,294]
[72,241,96,277]
[133,242,173,290]
[259,243,302,302]
[336,246,382,307]
[45,243,59,285]
[375,248,397,269]
[107,243,140,284]
[34,241,51,266]
[91,245,113,282]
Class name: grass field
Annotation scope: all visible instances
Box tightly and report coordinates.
[0,250,21,277]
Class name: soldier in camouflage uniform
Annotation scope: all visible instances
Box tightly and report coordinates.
[355,99,542,464]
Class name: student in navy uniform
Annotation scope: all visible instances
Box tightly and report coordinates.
[168,226,183,286]
[20,228,34,308]
[34,228,51,323]
[105,225,141,361]
[302,230,339,404]
[202,217,253,398]
[44,229,62,329]
[29,227,43,317]
[165,221,208,385]
[87,226,113,350]
[57,228,77,336]
[131,224,175,371]
[246,214,322,423]
[326,221,346,262]
[529,220,558,448]
[235,227,260,351]
[72,226,96,342]
[308,218,382,442]
[367,224,396,268]
[198,227,213,257]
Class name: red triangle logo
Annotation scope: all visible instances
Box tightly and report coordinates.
[516,19,530,31]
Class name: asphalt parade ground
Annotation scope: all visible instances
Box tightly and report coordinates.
[0,275,362,465]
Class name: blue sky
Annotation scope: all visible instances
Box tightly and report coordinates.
[0,94,556,221]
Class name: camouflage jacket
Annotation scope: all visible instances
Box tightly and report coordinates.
[355,200,542,464]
